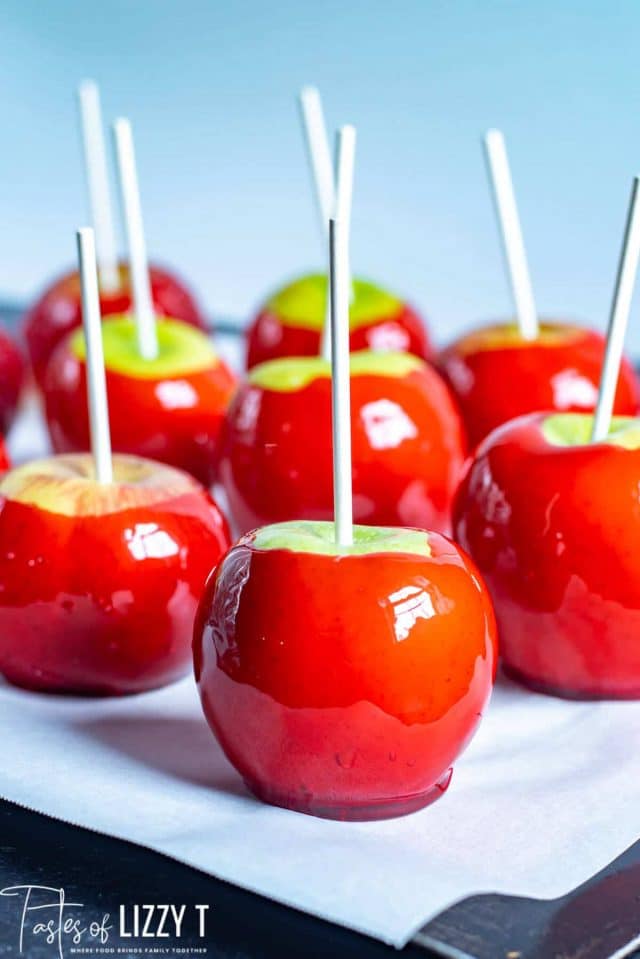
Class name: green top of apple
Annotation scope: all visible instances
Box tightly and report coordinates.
[247,350,424,392]
[249,519,431,557]
[267,273,403,332]
[455,320,582,354]
[0,453,200,517]
[542,413,640,449]
[71,315,219,379]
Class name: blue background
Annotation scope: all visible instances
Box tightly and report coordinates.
[3,0,640,348]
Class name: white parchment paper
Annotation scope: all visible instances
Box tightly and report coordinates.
[3,340,640,948]
[1,674,639,948]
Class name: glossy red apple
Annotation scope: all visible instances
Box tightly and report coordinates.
[194,520,497,820]
[220,351,465,536]
[23,263,207,386]
[0,328,25,434]
[0,453,230,695]
[246,273,432,369]
[0,439,9,473]
[453,411,640,699]
[437,321,640,448]
[44,316,237,487]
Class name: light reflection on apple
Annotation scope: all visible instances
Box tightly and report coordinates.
[550,369,598,409]
[154,379,199,410]
[385,584,436,642]
[124,522,180,561]
[360,398,418,450]
[366,322,411,353]
[234,387,262,436]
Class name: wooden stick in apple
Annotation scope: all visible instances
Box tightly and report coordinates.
[483,129,539,341]
[77,81,120,294]
[299,86,335,245]
[112,118,159,361]
[591,175,640,441]
[329,125,357,547]
[322,125,356,362]
[76,227,113,484]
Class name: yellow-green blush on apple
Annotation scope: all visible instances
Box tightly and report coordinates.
[247,350,424,392]
[71,315,219,379]
[542,413,640,449]
[249,519,431,557]
[456,321,583,355]
[267,273,403,332]
[0,453,199,517]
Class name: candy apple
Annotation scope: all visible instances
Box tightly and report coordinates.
[219,351,466,535]
[23,263,207,386]
[44,316,237,487]
[453,411,640,699]
[246,273,432,369]
[194,519,497,820]
[437,321,640,448]
[0,452,230,695]
[0,328,25,434]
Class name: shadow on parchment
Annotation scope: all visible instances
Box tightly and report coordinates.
[70,714,250,801]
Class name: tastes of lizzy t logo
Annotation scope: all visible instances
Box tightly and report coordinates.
[0,885,111,958]
[0,885,210,957]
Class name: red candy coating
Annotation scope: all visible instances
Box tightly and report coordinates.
[23,264,206,386]
[44,338,237,487]
[0,329,25,434]
[0,439,9,472]
[247,300,431,369]
[437,323,640,448]
[194,528,497,820]
[0,456,230,695]
[454,413,640,698]
[220,356,466,536]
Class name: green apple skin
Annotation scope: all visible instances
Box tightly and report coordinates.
[247,350,424,390]
[246,273,432,368]
[44,316,237,487]
[251,519,432,556]
[71,314,219,377]
[541,412,640,449]
[23,261,206,387]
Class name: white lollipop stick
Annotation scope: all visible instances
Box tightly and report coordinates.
[112,117,158,360]
[299,86,335,242]
[335,126,356,248]
[592,176,640,442]
[484,129,539,341]
[321,125,356,362]
[329,215,353,547]
[77,81,120,293]
[76,228,113,484]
